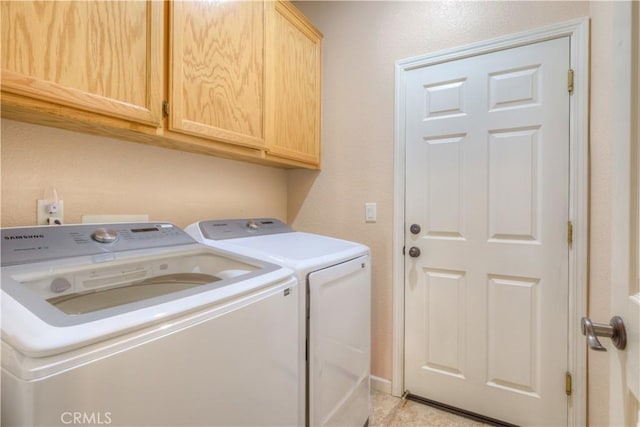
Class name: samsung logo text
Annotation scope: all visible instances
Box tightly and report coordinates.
[4,234,45,240]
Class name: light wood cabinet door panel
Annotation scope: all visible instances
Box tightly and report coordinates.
[266,1,322,166]
[1,1,163,127]
[169,1,265,148]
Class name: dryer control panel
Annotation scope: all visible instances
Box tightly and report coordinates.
[1,222,194,266]
[199,218,293,240]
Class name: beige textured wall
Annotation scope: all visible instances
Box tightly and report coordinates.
[1,119,288,228]
[291,1,611,425]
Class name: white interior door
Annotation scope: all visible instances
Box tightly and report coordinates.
[404,37,571,426]
[608,2,640,425]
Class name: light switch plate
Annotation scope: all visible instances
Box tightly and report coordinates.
[365,203,377,222]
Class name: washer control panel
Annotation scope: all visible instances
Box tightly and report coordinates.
[1,222,195,266]
[200,218,293,240]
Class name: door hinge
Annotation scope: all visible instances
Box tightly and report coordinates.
[162,101,170,118]
[565,372,573,396]
[567,69,574,95]
[567,221,573,248]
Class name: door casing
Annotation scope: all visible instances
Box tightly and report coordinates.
[610,2,640,425]
[392,18,589,426]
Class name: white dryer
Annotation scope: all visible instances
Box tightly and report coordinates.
[1,222,299,427]
[185,218,371,427]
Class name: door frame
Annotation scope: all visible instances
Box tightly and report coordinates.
[610,1,640,424]
[392,18,589,426]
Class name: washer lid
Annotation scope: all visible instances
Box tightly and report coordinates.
[1,243,294,357]
[1,222,298,360]
[2,243,282,322]
[1,222,283,324]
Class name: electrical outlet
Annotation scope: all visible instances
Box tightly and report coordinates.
[37,199,64,225]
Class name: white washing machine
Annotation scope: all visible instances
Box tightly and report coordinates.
[185,218,371,427]
[1,222,299,427]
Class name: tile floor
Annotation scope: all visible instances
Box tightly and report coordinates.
[370,389,490,427]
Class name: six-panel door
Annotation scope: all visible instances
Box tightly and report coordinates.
[404,37,571,426]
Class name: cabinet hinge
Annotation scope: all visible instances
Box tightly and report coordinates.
[565,372,572,396]
[567,221,573,248]
[162,101,170,118]
[402,246,406,256]
[567,69,574,94]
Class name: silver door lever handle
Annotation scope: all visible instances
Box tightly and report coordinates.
[581,316,627,351]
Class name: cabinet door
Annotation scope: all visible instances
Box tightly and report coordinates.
[1,1,163,127]
[169,1,265,149]
[266,1,322,166]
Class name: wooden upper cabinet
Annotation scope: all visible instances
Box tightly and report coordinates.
[1,0,322,169]
[169,1,265,149]
[266,1,322,167]
[1,1,163,127]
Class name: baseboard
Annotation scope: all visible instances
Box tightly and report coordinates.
[370,375,392,394]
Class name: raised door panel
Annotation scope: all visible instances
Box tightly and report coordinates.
[1,1,162,126]
[169,1,265,148]
[266,1,322,166]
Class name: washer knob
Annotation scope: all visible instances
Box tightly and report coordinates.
[247,220,259,231]
[92,228,119,244]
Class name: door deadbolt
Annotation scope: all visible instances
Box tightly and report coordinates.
[408,247,421,258]
[410,224,421,234]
